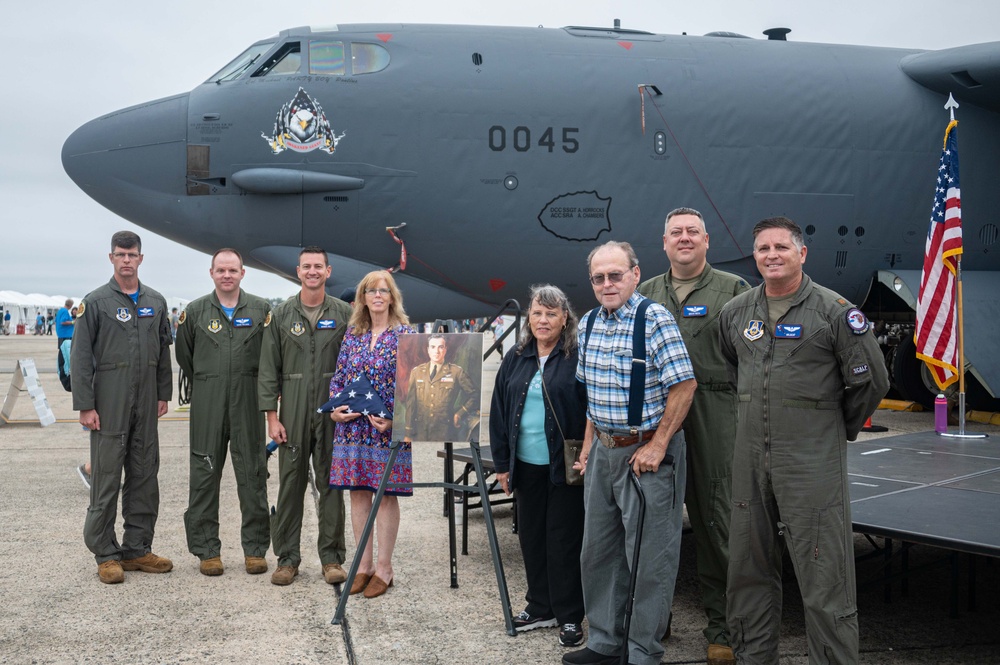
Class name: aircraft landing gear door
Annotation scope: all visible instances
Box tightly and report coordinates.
[302,191,359,247]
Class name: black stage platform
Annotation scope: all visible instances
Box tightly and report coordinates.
[848,431,1000,557]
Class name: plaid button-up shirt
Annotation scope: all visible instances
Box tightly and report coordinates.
[576,292,694,433]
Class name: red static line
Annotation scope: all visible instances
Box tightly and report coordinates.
[383,228,494,305]
[406,253,496,305]
[638,86,646,135]
[386,227,407,271]
[641,87,751,266]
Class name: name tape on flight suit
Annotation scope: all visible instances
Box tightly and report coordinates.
[774,324,803,339]
[683,305,708,317]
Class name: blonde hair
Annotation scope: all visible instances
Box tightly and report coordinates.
[348,270,410,334]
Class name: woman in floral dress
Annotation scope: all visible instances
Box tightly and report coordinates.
[328,270,414,598]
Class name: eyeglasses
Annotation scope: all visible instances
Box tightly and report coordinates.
[112,252,140,260]
[589,271,628,286]
[364,288,391,296]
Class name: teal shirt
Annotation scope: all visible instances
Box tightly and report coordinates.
[515,370,549,465]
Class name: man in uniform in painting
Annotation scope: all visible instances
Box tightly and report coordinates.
[403,334,477,442]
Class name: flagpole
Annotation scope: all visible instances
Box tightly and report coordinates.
[937,96,986,439]
[956,258,967,434]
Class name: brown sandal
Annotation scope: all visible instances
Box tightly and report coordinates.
[363,575,393,598]
[350,573,372,595]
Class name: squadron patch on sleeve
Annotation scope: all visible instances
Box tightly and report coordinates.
[178,310,186,325]
[77,301,86,317]
[845,308,869,335]
[264,311,272,327]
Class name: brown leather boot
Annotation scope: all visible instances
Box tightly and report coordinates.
[245,556,268,574]
[707,644,735,664]
[271,565,299,586]
[121,552,173,573]
[199,556,223,576]
[323,562,347,584]
[98,560,124,584]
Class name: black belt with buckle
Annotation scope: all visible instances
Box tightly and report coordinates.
[597,429,655,449]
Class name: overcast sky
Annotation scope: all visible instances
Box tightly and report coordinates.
[3,0,997,302]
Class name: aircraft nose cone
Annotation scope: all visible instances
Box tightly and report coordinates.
[62,93,189,213]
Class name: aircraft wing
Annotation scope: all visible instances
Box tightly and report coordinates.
[901,42,1000,112]
[878,269,1000,399]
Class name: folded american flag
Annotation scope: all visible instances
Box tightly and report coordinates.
[318,374,390,418]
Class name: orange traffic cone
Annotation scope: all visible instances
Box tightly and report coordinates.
[862,416,888,433]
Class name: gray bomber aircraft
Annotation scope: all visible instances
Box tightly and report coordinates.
[62,22,1000,407]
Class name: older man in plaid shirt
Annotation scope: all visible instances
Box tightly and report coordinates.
[564,241,697,665]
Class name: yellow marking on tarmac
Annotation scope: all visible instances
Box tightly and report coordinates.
[967,410,1000,425]
[878,398,924,412]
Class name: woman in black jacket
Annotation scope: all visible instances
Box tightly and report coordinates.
[489,284,588,648]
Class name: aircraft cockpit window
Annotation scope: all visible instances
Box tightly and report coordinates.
[252,42,301,77]
[208,42,275,83]
[309,41,346,75]
[351,43,390,74]
[308,40,390,75]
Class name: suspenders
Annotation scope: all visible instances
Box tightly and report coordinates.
[583,298,652,435]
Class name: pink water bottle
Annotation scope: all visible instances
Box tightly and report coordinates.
[934,394,948,434]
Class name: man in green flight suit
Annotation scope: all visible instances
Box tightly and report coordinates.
[638,207,748,665]
[176,248,272,577]
[259,246,352,586]
[719,217,889,664]
[71,230,174,584]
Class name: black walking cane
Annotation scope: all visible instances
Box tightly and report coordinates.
[620,454,673,665]
[620,467,646,665]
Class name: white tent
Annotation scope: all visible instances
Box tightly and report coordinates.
[0,291,80,334]
[1,290,188,335]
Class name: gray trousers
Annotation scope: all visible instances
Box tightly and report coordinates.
[581,432,686,665]
[84,410,160,563]
[270,416,346,568]
[183,416,269,560]
[727,435,858,664]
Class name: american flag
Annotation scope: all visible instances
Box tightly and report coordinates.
[317,374,390,417]
[915,120,962,390]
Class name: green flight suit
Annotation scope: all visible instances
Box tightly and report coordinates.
[639,263,749,646]
[175,290,271,561]
[71,278,173,564]
[719,274,889,665]
[258,294,352,568]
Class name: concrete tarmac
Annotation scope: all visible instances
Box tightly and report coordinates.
[0,335,997,664]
